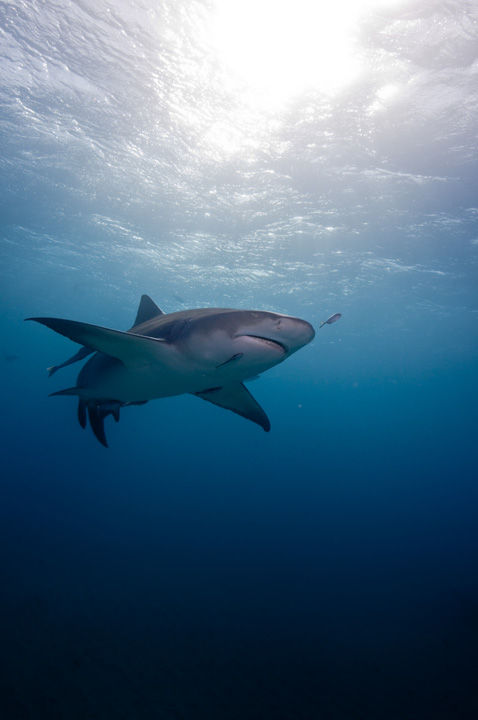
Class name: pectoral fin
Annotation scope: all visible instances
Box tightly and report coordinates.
[194,383,270,432]
[26,317,167,368]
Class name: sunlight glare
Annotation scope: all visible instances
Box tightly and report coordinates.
[210,0,407,108]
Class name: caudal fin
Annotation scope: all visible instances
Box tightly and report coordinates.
[87,406,108,448]
[51,390,111,447]
[78,399,87,429]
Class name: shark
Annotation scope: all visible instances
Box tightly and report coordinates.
[27,295,315,447]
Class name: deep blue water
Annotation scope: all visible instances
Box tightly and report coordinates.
[1,1,478,717]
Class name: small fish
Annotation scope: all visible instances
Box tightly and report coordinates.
[319,313,342,328]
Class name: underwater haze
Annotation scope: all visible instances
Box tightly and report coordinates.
[1,0,478,717]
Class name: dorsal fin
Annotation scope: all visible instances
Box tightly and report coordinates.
[132,295,164,327]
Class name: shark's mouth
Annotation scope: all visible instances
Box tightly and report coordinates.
[246,335,288,354]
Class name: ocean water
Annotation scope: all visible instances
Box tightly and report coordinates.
[1,0,477,717]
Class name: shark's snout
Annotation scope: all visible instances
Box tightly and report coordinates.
[298,319,316,345]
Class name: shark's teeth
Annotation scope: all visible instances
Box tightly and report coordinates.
[246,336,288,354]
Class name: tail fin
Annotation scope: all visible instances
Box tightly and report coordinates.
[87,406,108,448]
[78,399,87,429]
[51,390,112,447]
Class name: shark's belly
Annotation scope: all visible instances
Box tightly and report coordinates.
[78,354,214,402]
[77,347,285,403]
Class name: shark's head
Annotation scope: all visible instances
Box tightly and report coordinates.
[233,310,315,357]
[177,309,315,379]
